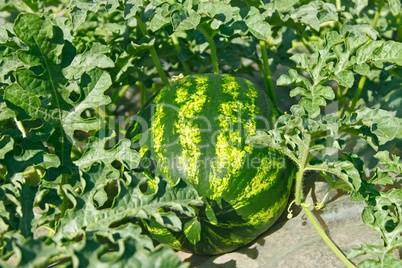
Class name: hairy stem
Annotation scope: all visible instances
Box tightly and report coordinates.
[295,169,305,206]
[136,17,169,85]
[171,33,191,75]
[302,203,356,268]
[198,25,219,74]
[259,40,278,110]
[295,134,311,205]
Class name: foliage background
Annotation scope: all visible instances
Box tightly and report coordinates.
[0,0,401,267]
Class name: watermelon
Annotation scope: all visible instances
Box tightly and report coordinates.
[127,74,295,255]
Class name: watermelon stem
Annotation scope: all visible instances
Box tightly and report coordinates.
[14,118,27,137]
[60,174,69,218]
[335,0,342,31]
[294,169,305,206]
[137,81,148,106]
[299,31,315,54]
[346,75,366,114]
[135,16,169,86]
[259,40,278,110]
[198,24,219,74]
[337,85,346,117]
[319,171,352,193]
[171,33,192,75]
[302,203,357,268]
[294,133,311,205]
[111,84,130,106]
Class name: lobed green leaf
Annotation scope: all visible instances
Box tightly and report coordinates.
[55,163,202,242]
[74,129,140,171]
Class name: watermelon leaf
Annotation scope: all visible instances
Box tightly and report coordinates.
[0,0,401,267]
[278,31,402,117]
[3,13,112,170]
[68,0,119,30]
[373,151,402,174]
[55,163,203,242]
[7,223,187,268]
[248,19,401,267]
[247,105,401,196]
[347,155,402,266]
[74,129,140,171]
[0,135,13,159]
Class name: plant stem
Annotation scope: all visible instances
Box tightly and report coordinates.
[337,85,344,116]
[111,84,130,105]
[295,134,311,205]
[119,85,130,101]
[295,169,305,206]
[95,106,125,140]
[60,175,68,217]
[302,203,356,268]
[258,61,271,97]
[171,33,191,75]
[300,31,315,54]
[335,0,343,32]
[396,15,402,42]
[319,171,351,192]
[137,81,148,106]
[337,85,350,117]
[371,0,384,29]
[335,0,342,10]
[136,16,169,85]
[198,25,219,74]
[259,40,278,110]
[96,106,109,129]
[346,75,366,114]
[14,118,27,138]
[0,167,7,180]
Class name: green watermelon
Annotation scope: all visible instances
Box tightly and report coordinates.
[127,74,295,255]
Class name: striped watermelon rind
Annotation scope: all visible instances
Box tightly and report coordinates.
[127,74,295,255]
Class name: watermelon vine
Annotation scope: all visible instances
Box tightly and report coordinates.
[0,1,401,267]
